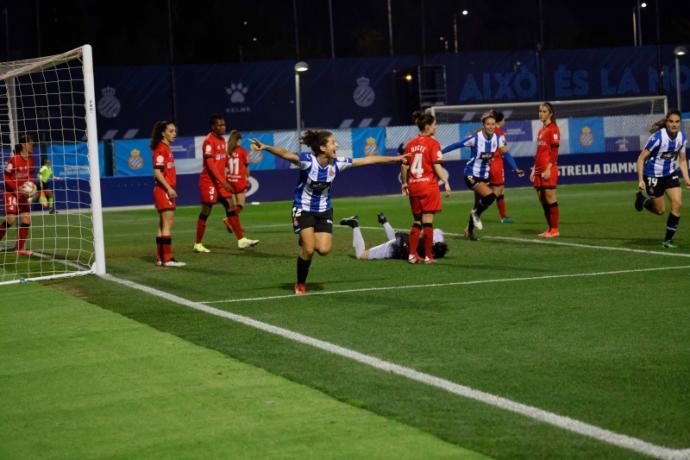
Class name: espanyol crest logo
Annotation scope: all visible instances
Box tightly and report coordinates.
[97,86,121,118]
[353,76,375,107]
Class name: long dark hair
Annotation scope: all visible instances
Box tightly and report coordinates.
[540,102,556,122]
[650,109,682,133]
[489,110,505,123]
[227,130,242,152]
[412,110,435,132]
[150,120,175,150]
[300,130,333,156]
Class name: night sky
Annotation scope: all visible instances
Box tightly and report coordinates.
[2,0,690,65]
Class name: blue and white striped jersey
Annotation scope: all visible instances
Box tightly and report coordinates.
[293,153,353,212]
[443,132,506,179]
[643,128,687,177]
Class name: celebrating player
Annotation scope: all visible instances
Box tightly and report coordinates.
[488,111,525,223]
[251,130,407,295]
[223,130,259,248]
[0,134,36,255]
[634,110,689,248]
[339,212,448,261]
[443,112,506,241]
[529,102,561,238]
[152,120,185,267]
[193,114,257,253]
[401,111,451,263]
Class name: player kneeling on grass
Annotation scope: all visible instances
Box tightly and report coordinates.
[340,212,448,262]
[1,134,36,256]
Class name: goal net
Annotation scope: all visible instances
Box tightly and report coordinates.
[0,45,105,284]
[429,96,669,158]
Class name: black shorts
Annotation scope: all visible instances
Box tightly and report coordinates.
[292,207,333,234]
[464,175,488,190]
[643,173,679,197]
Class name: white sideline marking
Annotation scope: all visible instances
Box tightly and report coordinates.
[482,235,690,259]
[201,264,690,304]
[103,272,690,459]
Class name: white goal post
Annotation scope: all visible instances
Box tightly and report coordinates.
[0,45,105,284]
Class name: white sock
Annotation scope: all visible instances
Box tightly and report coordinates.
[383,222,395,240]
[353,227,365,258]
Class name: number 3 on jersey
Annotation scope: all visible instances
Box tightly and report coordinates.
[410,153,424,177]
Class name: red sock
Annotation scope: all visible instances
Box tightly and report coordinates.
[409,226,421,258]
[224,215,243,239]
[496,195,507,219]
[235,205,243,215]
[17,224,30,250]
[550,206,560,230]
[423,225,433,259]
[195,219,206,244]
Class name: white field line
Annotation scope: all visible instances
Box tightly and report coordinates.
[103,272,690,459]
[201,264,690,304]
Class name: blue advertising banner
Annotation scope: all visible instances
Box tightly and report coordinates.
[114,139,152,177]
[568,117,605,153]
[45,143,105,179]
[504,120,533,142]
[170,136,196,159]
[239,132,275,171]
[94,66,172,140]
[351,127,386,158]
[605,136,640,153]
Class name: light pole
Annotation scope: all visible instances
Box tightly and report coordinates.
[674,46,687,112]
[632,1,647,47]
[452,9,469,53]
[294,61,309,151]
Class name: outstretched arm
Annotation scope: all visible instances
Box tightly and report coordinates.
[679,151,690,189]
[351,154,407,167]
[250,139,300,165]
[503,152,524,177]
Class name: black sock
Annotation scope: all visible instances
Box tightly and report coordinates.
[475,193,496,216]
[665,214,680,242]
[467,214,474,232]
[297,256,312,284]
[643,198,655,213]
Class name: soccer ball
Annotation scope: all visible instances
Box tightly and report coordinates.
[20,181,38,198]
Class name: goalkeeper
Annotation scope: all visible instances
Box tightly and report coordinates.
[339,212,448,261]
[38,157,58,213]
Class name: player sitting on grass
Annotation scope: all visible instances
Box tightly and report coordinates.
[340,212,448,262]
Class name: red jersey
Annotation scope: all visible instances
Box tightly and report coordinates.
[153,143,176,189]
[199,133,228,187]
[227,145,249,183]
[3,154,35,192]
[492,127,507,162]
[534,122,560,174]
[404,135,443,194]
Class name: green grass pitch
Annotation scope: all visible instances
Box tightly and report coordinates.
[1,181,689,459]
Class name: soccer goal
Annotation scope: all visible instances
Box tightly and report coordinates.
[429,96,668,123]
[0,45,105,284]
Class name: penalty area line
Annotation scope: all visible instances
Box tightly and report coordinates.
[200,264,690,305]
[102,272,689,459]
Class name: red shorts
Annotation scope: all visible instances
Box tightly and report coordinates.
[153,186,176,212]
[3,191,30,215]
[229,179,248,194]
[199,182,231,205]
[408,186,442,215]
[532,166,558,189]
[489,158,505,186]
